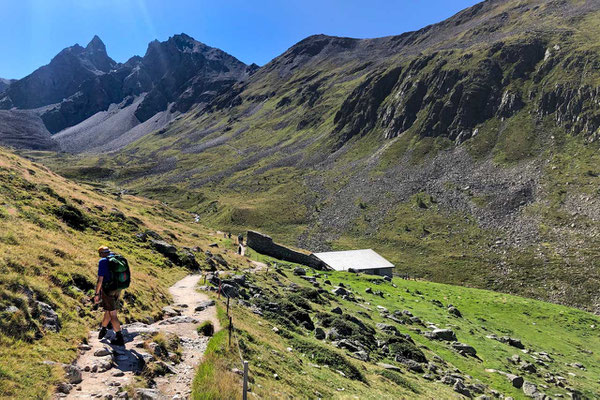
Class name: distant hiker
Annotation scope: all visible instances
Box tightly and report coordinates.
[94,246,131,346]
[238,234,243,245]
[228,232,232,239]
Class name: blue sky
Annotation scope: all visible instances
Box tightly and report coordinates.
[0,0,481,79]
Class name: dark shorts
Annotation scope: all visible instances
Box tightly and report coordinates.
[101,289,121,311]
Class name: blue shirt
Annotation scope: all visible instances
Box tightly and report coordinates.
[98,255,111,280]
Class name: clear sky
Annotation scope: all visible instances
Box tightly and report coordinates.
[0,0,482,79]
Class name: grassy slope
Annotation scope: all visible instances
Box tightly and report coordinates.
[0,146,249,398]
[195,247,600,399]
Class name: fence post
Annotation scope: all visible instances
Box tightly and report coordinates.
[229,316,233,347]
[227,296,230,315]
[243,360,249,400]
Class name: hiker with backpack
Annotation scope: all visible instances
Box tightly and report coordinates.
[93,246,130,346]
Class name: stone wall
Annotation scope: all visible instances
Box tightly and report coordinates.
[246,231,326,269]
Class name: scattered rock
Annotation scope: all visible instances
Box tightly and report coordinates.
[507,373,524,389]
[161,306,180,317]
[135,388,160,400]
[453,381,471,398]
[425,328,457,341]
[63,364,82,384]
[293,267,306,276]
[35,301,60,332]
[94,348,113,357]
[57,382,72,394]
[448,305,462,318]
[331,306,343,315]
[194,300,216,312]
[158,316,199,325]
[522,381,539,397]
[315,327,326,340]
[332,287,349,296]
[452,342,477,356]
[397,358,423,373]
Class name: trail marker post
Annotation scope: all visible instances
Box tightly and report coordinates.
[243,360,249,400]
[229,316,233,347]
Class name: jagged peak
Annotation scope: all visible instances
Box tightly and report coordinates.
[86,35,106,53]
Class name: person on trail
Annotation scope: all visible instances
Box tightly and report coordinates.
[94,246,125,346]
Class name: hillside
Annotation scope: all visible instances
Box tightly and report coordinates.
[193,251,600,399]
[2,144,599,399]
[25,0,600,312]
[0,146,252,398]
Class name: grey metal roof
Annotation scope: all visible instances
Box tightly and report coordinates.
[312,249,394,271]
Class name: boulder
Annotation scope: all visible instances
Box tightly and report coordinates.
[424,328,457,341]
[353,350,370,362]
[520,362,537,373]
[332,287,349,296]
[365,287,373,294]
[94,347,113,357]
[376,323,399,336]
[448,305,462,318]
[453,381,471,398]
[452,342,477,356]
[149,239,177,256]
[293,267,307,276]
[331,306,343,315]
[221,283,239,298]
[195,300,216,312]
[57,382,72,394]
[314,327,326,340]
[63,364,82,384]
[506,373,524,388]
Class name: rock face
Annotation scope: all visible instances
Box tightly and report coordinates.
[34,301,60,332]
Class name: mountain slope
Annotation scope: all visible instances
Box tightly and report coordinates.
[0,78,14,94]
[27,0,600,312]
[0,146,253,398]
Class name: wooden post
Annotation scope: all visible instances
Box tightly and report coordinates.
[227,296,230,315]
[229,316,233,347]
[243,360,249,400]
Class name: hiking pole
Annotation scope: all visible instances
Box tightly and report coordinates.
[227,296,230,316]
[242,360,249,400]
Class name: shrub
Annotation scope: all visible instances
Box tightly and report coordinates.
[379,370,419,393]
[198,321,215,336]
[53,204,91,230]
[291,338,366,382]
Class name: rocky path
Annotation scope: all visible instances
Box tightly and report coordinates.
[57,275,219,400]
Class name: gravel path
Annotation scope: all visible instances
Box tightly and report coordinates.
[58,275,219,400]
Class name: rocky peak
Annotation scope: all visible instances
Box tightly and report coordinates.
[85,35,107,53]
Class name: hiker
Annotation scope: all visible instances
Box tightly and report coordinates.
[94,246,125,346]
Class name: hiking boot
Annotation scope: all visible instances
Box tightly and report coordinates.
[110,331,125,346]
[107,321,113,330]
[98,326,108,340]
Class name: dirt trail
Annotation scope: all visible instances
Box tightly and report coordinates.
[58,275,219,400]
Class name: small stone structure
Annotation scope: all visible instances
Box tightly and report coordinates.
[246,231,325,269]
